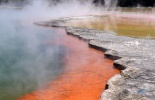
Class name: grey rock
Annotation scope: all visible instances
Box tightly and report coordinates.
[105,50,121,60]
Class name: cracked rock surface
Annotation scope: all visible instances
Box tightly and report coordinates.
[35,18,155,100]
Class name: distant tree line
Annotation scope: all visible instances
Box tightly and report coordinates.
[93,0,155,7]
[117,0,155,7]
[0,0,155,7]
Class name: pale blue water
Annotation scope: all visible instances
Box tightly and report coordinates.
[0,9,65,100]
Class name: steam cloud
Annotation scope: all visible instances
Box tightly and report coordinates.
[0,0,99,99]
[0,9,64,100]
[1,0,155,100]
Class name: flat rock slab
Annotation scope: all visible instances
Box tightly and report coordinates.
[35,17,155,100]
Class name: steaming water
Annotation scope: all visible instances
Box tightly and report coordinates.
[0,9,66,100]
[1,1,155,99]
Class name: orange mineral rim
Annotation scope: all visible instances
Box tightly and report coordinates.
[18,27,120,100]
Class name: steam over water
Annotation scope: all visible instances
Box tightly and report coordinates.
[0,1,96,99]
[0,9,67,100]
[0,0,99,99]
[0,0,155,100]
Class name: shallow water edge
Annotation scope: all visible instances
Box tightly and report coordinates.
[34,17,155,99]
[18,25,119,100]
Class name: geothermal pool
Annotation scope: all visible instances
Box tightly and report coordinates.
[0,17,67,99]
[0,9,119,100]
[1,7,155,100]
[18,27,119,100]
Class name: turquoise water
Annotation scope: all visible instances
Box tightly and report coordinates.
[0,9,65,100]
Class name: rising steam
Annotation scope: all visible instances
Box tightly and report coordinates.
[0,0,100,100]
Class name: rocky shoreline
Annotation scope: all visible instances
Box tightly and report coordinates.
[35,17,155,100]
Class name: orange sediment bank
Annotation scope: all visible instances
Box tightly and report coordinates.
[18,27,120,100]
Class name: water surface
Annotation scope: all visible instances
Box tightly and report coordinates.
[66,8,155,39]
[0,8,120,100]
[0,11,66,99]
[18,28,119,100]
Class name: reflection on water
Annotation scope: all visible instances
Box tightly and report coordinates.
[0,20,66,100]
[66,8,155,39]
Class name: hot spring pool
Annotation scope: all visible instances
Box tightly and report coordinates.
[0,11,66,99]
[1,7,155,100]
[0,8,119,100]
